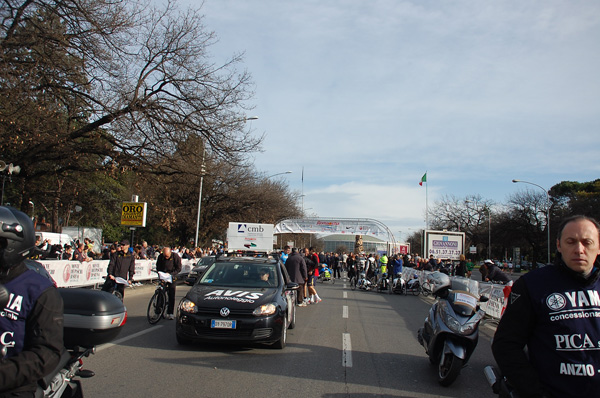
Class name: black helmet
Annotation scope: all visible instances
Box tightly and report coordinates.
[0,206,35,271]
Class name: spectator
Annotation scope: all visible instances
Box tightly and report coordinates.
[72,243,91,262]
[455,254,467,277]
[182,248,194,260]
[284,248,307,306]
[140,241,149,259]
[466,258,474,278]
[280,245,291,264]
[304,247,321,304]
[332,253,341,279]
[392,254,403,276]
[62,245,73,260]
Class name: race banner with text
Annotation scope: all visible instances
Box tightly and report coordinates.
[39,259,196,288]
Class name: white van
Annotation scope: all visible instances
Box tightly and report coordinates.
[35,232,73,247]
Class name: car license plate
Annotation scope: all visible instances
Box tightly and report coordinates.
[211,320,236,329]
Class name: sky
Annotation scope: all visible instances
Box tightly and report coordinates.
[179,0,600,239]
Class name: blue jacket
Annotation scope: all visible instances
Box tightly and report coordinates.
[392,258,403,275]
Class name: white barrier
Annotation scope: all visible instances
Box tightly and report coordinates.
[38,259,197,288]
[400,268,511,320]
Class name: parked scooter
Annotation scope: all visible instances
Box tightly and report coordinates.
[417,272,486,386]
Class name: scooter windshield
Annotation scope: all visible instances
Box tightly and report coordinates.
[451,277,479,296]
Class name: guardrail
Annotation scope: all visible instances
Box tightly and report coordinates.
[37,259,197,288]
[402,268,510,320]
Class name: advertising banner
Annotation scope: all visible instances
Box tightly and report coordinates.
[274,218,390,239]
[40,258,196,288]
[121,202,148,227]
[424,230,465,260]
[227,222,274,252]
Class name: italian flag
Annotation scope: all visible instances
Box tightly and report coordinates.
[419,172,427,186]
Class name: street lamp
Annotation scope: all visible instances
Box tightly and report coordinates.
[194,116,258,247]
[28,200,34,220]
[512,179,551,264]
[266,171,292,179]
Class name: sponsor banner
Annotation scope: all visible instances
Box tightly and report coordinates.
[227,222,274,252]
[424,230,465,260]
[121,202,148,227]
[274,218,390,239]
[39,259,196,288]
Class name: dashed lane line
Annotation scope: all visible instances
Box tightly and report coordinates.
[342,333,353,367]
[97,325,164,352]
[343,305,348,318]
[343,291,348,299]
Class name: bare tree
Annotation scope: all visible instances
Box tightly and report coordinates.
[1,0,259,180]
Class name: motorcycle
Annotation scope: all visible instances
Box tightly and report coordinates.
[40,289,127,397]
[483,365,520,397]
[417,273,486,386]
[34,346,96,398]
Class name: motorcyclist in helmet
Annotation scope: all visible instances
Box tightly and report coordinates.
[0,207,64,396]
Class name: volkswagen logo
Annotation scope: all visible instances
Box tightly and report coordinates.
[220,307,230,317]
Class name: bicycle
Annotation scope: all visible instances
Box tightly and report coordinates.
[147,270,174,324]
[104,276,130,302]
[349,274,357,290]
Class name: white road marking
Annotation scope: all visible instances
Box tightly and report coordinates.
[343,291,348,299]
[343,305,348,318]
[343,283,347,289]
[97,325,164,352]
[342,333,353,367]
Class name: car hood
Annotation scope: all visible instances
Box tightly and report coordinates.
[187,284,279,308]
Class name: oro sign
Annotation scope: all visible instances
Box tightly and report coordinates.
[121,202,148,227]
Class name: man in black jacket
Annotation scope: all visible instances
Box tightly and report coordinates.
[156,247,182,319]
[102,239,135,299]
[284,248,307,306]
[492,215,600,398]
[0,207,64,395]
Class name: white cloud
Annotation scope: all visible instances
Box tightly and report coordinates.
[179,0,600,229]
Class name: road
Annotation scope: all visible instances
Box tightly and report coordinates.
[82,278,498,398]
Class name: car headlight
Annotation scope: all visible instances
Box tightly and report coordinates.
[253,303,277,316]
[180,299,198,314]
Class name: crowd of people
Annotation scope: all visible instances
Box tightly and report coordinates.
[279,246,515,307]
[33,235,222,263]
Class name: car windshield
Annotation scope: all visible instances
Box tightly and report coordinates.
[197,256,216,266]
[199,262,279,288]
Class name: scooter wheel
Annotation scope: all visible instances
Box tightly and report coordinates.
[438,353,463,386]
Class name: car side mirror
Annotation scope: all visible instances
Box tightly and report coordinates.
[286,283,299,291]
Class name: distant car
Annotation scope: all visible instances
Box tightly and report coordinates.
[176,256,298,349]
[185,256,217,285]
